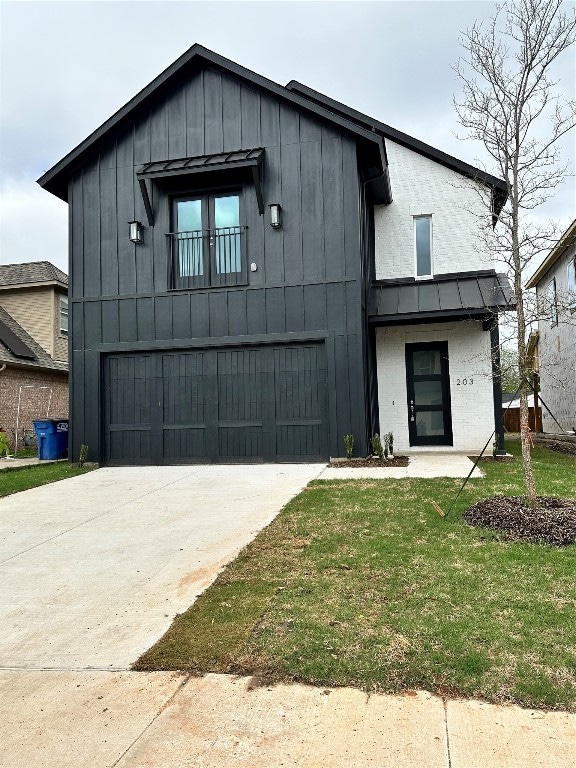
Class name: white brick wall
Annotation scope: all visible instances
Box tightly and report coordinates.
[374,140,493,280]
[376,321,495,452]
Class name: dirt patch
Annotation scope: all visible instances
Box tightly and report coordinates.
[330,456,409,468]
[464,496,576,546]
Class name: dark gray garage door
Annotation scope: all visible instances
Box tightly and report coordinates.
[104,344,328,464]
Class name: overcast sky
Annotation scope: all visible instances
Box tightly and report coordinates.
[1,0,574,274]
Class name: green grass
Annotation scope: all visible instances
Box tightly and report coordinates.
[0,462,95,497]
[134,442,576,711]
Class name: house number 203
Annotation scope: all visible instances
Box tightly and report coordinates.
[456,377,474,385]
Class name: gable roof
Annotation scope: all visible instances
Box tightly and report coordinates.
[0,305,68,372]
[525,219,576,289]
[0,261,68,290]
[37,44,391,203]
[286,80,508,219]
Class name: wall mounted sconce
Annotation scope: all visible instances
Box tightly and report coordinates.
[128,220,143,244]
[269,204,282,229]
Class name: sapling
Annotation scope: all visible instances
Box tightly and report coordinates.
[371,434,384,460]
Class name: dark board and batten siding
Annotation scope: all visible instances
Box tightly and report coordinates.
[68,65,369,464]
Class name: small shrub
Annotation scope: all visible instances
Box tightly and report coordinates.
[343,434,355,460]
[371,433,384,459]
[387,432,394,456]
[78,444,89,467]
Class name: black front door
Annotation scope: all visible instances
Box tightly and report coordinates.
[405,341,453,446]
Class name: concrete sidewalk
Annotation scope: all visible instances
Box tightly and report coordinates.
[1,671,574,767]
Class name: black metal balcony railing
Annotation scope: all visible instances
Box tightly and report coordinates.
[166,226,247,288]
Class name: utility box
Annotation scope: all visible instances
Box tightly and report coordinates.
[33,419,69,460]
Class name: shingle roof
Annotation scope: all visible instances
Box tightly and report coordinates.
[0,261,68,288]
[0,305,68,372]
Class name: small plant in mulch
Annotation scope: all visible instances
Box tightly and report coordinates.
[343,434,355,460]
[464,496,576,546]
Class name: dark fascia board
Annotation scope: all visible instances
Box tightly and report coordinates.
[369,308,495,326]
[286,80,508,217]
[37,44,391,203]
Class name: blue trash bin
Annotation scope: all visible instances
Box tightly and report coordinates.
[33,419,68,460]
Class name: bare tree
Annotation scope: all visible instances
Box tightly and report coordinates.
[454,0,576,505]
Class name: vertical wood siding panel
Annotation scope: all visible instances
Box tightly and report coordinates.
[280,142,303,284]
[84,350,100,460]
[221,75,242,150]
[82,165,101,298]
[203,69,223,154]
[265,287,285,334]
[154,296,173,340]
[304,284,327,331]
[134,115,151,165]
[150,101,168,161]
[245,186,265,286]
[227,290,248,336]
[185,72,205,157]
[152,178,169,293]
[190,292,209,338]
[326,282,346,333]
[342,138,361,279]
[322,137,345,280]
[116,131,137,295]
[71,350,85,460]
[334,333,352,438]
[240,86,261,149]
[119,298,137,342]
[279,104,299,146]
[99,164,119,297]
[70,175,84,298]
[172,293,191,338]
[262,144,283,283]
[168,87,186,159]
[83,301,102,348]
[71,299,84,352]
[345,281,361,335]
[209,292,228,337]
[260,96,280,147]
[299,113,322,143]
[136,297,154,341]
[101,300,119,343]
[284,285,304,332]
[246,290,265,335]
[301,140,324,281]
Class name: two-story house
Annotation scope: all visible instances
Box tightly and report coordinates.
[0,262,69,450]
[37,45,513,465]
[526,219,576,433]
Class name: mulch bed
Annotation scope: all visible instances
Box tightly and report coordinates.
[330,456,409,468]
[464,496,576,546]
[468,455,515,463]
[534,438,576,457]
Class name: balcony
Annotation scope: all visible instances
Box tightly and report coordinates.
[167,226,248,289]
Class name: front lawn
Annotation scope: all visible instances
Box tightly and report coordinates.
[0,462,95,497]
[135,442,576,711]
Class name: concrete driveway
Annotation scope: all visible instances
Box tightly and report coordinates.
[0,464,323,669]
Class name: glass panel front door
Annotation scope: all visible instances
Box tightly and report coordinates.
[405,341,453,446]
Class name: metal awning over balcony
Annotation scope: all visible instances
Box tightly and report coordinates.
[369,271,515,325]
[136,149,265,224]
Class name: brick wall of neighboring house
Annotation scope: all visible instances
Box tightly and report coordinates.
[0,366,68,451]
[376,320,494,453]
[374,139,494,280]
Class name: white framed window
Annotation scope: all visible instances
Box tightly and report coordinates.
[59,295,68,336]
[414,215,433,278]
[567,257,576,313]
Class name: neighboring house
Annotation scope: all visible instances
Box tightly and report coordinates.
[525,220,576,433]
[0,262,69,451]
[501,392,542,434]
[37,45,513,466]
